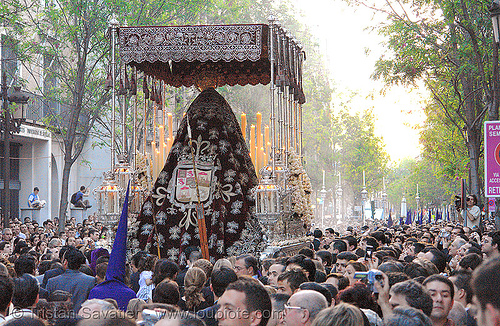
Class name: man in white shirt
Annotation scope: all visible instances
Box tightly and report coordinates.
[462,195,480,229]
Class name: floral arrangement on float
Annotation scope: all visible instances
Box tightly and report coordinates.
[287,150,314,225]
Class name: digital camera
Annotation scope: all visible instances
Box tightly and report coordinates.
[354,270,384,293]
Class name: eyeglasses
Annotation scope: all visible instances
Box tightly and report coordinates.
[284,304,305,312]
[467,198,473,201]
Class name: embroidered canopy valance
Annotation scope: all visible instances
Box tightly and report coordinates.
[119,23,305,103]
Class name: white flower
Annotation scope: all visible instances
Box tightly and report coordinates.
[169,226,181,240]
[141,224,153,235]
[181,233,192,246]
[226,221,239,234]
[168,248,180,261]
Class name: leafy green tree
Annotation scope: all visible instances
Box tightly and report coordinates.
[3,0,207,230]
[387,157,457,215]
[333,109,389,211]
[353,0,497,205]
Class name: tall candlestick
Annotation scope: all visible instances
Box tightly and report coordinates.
[168,113,173,140]
[241,113,247,141]
[158,125,165,169]
[264,146,268,166]
[155,148,161,179]
[256,146,262,173]
[250,125,256,165]
[151,141,157,179]
[259,147,265,173]
[166,137,173,157]
[266,141,271,165]
[264,125,269,149]
[162,142,168,164]
[256,112,262,149]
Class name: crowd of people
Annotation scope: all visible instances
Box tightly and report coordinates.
[0,215,498,326]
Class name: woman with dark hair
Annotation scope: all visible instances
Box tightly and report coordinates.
[287,254,317,282]
[35,241,48,255]
[338,282,383,326]
[153,281,180,305]
[152,259,180,286]
[343,261,367,286]
[312,303,366,326]
[178,267,209,312]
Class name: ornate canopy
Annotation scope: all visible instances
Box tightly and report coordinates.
[119,23,305,103]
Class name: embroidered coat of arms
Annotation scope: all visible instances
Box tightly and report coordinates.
[135,88,265,264]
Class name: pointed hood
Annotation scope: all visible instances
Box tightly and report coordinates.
[106,182,129,282]
[387,212,393,227]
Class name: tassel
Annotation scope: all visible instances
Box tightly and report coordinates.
[157,83,162,106]
[151,80,157,103]
[143,77,150,100]
[104,67,112,91]
[124,66,130,90]
[130,71,137,96]
[118,76,127,95]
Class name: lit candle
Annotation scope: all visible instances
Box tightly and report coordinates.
[241,113,247,141]
[266,141,271,165]
[258,133,263,156]
[151,141,157,179]
[256,112,262,149]
[256,146,262,173]
[259,147,265,173]
[322,170,325,186]
[166,137,172,157]
[163,142,168,164]
[168,113,173,140]
[264,125,269,148]
[250,125,256,166]
[155,148,161,179]
[158,125,165,169]
[363,170,366,186]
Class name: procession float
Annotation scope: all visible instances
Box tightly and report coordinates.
[94,18,314,263]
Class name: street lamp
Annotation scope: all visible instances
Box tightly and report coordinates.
[255,170,281,245]
[381,177,387,219]
[1,72,29,228]
[490,0,500,43]
[320,185,327,229]
[320,170,327,229]
[415,186,421,211]
[336,183,343,221]
[401,193,407,225]
[361,170,368,226]
[361,187,368,225]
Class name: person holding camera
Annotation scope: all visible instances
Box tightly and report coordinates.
[462,195,481,230]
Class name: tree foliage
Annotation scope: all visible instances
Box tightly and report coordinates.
[351,0,497,203]
[2,0,207,228]
[386,157,457,213]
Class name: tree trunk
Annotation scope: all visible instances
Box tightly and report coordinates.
[58,159,73,230]
[468,140,481,203]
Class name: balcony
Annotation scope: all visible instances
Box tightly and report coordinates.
[24,92,80,129]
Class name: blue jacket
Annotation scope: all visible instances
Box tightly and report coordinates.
[46,269,96,313]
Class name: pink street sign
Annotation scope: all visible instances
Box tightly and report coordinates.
[485,121,500,197]
[489,198,496,212]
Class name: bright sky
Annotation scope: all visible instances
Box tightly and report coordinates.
[292,0,427,162]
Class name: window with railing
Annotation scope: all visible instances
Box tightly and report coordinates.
[1,35,19,87]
